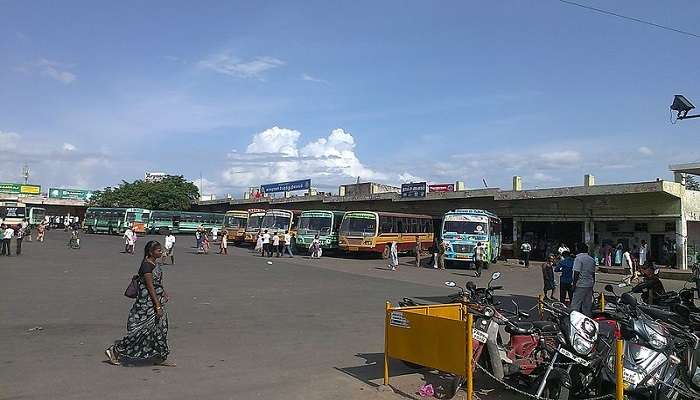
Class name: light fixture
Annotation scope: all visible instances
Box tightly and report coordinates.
[671,95,699,120]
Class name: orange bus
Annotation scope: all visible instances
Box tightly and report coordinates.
[338,211,434,257]
[224,210,249,243]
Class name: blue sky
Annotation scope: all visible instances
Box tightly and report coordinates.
[1,0,699,196]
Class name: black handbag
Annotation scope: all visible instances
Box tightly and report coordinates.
[124,275,140,298]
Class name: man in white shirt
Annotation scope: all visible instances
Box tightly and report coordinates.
[2,224,14,256]
[164,231,176,265]
[123,228,134,254]
[571,244,596,317]
[262,230,271,257]
[282,231,294,258]
[520,241,532,267]
[272,232,280,257]
[639,240,648,267]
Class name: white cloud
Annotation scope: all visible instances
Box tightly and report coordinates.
[0,131,20,151]
[532,172,558,182]
[301,73,328,84]
[62,143,77,151]
[398,172,425,183]
[540,150,581,165]
[223,127,383,188]
[37,59,76,84]
[638,146,653,156]
[198,52,285,80]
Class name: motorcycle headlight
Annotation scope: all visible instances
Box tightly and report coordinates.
[643,321,668,350]
[573,335,594,355]
[692,367,700,387]
[569,311,598,355]
[483,306,495,318]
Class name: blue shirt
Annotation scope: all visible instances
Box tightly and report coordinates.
[555,257,574,284]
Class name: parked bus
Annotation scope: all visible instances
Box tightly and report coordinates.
[243,210,267,244]
[338,211,433,257]
[124,208,151,234]
[0,200,27,226]
[27,207,46,226]
[295,210,345,252]
[224,210,249,243]
[178,211,225,234]
[260,209,302,238]
[441,209,501,268]
[149,210,181,234]
[83,207,127,234]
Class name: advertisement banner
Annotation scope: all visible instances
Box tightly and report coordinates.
[260,179,311,194]
[428,184,455,193]
[48,188,94,200]
[0,183,41,195]
[401,182,427,198]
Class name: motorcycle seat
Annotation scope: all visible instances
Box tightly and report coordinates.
[505,320,558,335]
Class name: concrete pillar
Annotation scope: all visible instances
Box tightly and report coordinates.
[455,181,465,191]
[513,218,522,258]
[513,176,522,191]
[339,185,346,196]
[584,174,595,187]
[674,172,687,185]
[677,217,688,270]
[584,220,595,251]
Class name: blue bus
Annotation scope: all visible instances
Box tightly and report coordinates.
[441,209,501,268]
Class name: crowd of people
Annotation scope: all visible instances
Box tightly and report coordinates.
[0,218,50,256]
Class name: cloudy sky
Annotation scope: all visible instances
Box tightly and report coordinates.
[1,1,699,196]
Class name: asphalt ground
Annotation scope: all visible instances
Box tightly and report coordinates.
[0,231,688,400]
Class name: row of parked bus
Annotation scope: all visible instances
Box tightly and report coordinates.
[0,200,46,226]
[82,206,502,266]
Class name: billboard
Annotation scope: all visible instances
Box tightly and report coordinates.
[401,182,427,198]
[48,188,94,201]
[260,179,311,194]
[428,184,455,193]
[0,183,41,195]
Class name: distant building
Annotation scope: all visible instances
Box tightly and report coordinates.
[144,172,174,182]
[200,194,216,201]
[339,182,400,197]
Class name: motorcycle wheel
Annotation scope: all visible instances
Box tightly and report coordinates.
[536,373,570,400]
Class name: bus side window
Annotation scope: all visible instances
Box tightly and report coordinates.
[380,216,392,234]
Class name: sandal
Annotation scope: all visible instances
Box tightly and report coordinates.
[105,346,120,365]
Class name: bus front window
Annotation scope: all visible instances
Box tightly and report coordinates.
[273,216,291,230]
[340,217,376,237]
[248,215,263,230]
[126,212,136,223]
[299,216,332,235]
[443,221,487,235]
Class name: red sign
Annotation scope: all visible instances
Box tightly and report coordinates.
[428,184,455,193]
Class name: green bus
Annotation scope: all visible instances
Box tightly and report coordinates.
[177,211,225,234]
[83,207,127,234]
[149,210,181,235]
[295,210,345,252]
[27,207,46,226]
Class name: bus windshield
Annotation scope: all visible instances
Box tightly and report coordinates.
[298,216,332,235]
[225,216,246,228]
[262,214,291,230]
[443,221,487,235]
[247,214,264,230]
[340,216,376,237]
[126,212,136,222]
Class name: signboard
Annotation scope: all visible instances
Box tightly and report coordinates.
[260,179,311,194]
[48,188,94,201]
[401,182,427,198]
[0,183,41,195]
[429,184,455,193]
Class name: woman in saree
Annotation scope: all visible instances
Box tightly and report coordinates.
[105,240,173,366]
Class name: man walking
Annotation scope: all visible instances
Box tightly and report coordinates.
[438,239,447,269]
[282,231,294,257]
[571,244,596,317]
[414,236,422,267]
[261,229,271,257]
[15,224,23,256]
[163,230,176,264]
[2,224,14,256]
[555,251,574,304]
[474,241,485,277]
[520,241,532,267]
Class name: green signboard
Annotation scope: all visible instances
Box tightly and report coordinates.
[48,188,94,201]
[0,183,41,195]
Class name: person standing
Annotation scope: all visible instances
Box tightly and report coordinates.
[255,232,263,255]
[310,234,321,259]
[163,231,176,265]
[37,222,45,242]
[272,232,280,257]
[414,236,422,268]
[639,240,648,267]
[555,251,574,304]
[614,243,623,266]
[438,239,447,269]
[261,230,271,257]
[105,240,172,366]
[474,241,485,277]
[542,254,557,299]
[2,224,14,256]
[389,241,399,271]
[219,229,228,255]
[282,231,294,257]
[22,218,31,242]
[520,241,532,267]
[571,244,596,317]
[211,226,218,243]
[123,228,135,254]
[15,224,23,256]
[602,243,612,267]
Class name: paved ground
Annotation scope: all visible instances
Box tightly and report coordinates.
[0,232,687,400]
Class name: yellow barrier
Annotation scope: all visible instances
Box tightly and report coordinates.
[383,302,473,399]
[600,292,606,312]
[616,338,624,400]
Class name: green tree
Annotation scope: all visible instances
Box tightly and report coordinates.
[686,175,700,191]
[89,176,200,210]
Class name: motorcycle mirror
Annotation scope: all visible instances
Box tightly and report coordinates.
[491,272,501,280]
[620,293,637,307]
[604,284,615,293]
[445,281,457,287]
